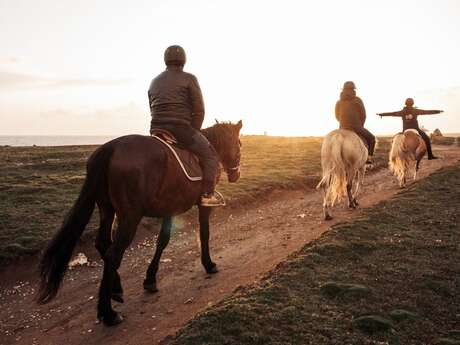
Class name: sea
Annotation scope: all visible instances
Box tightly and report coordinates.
[0,136,118,147]
[1,133,459,147]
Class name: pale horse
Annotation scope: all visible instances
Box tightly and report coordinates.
[389,129,427,188]
[317,129,369,220]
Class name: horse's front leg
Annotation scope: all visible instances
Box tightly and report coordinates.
[198,206,218,274]
[144,216,172,293]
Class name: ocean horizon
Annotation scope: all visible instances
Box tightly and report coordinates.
[0,135,120,147]
[1,133,460,147]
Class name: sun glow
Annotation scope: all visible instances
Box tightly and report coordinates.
[1,0,460,136]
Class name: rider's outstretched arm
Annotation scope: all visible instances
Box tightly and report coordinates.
[377,110,403,117]
[414,109,444,116]
[189,75,205,130]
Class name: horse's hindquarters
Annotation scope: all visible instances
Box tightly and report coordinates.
[319,130,368,219]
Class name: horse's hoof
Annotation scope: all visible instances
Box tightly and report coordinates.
[206,263,218,274]
[111,292,124,303]
[100,312,124,327]
[143,281,158,293]
[353,199,359,206]
[324,214,333,221]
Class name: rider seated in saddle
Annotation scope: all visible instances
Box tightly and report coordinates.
[335,81,376,164]
[377,98,444,160]
[148,45,222,207]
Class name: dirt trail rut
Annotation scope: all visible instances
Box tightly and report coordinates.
[1,145,459,345]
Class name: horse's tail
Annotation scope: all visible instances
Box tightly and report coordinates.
[38,144,114,304]
[389,133,411,181]
[316,133,348,205]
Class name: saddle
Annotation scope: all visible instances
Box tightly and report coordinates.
[151,129,202,181]
[403,129,420,136]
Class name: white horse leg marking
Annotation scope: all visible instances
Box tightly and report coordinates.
[110,214,117,242]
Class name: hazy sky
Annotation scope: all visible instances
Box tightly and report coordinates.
[1,0,459,136]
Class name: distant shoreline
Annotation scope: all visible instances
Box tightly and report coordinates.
[1,133,459,147]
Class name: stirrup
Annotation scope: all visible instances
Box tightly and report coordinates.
[200,191,226,207]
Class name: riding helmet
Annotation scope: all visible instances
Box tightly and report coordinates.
[405,98,415,107]
[164,45,186,66]
[343,81,356,90]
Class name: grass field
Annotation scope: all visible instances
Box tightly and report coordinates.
[171,163,460,345]
[0,135,392,263]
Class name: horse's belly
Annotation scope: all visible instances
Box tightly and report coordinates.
[146,181,201,217]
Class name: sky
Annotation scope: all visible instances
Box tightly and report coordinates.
[1,0,460,136]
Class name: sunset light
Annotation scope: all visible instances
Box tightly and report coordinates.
[1,0,459,136]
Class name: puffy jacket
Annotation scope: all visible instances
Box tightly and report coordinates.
[379,106,442,131]
[148,66,205,131]
[335,90,366,130]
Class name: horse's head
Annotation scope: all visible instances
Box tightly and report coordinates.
[203,120,243,183]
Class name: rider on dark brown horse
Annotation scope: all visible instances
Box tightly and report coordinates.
[335,81,376,164]
[377,98,444,160]
[148,45,222,207]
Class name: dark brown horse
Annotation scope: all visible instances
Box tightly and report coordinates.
[38,120,242,326]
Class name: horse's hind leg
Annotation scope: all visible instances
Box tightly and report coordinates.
[144,216,172,293]
[414,159,422,180]
[98,214,140,326]
[322,186,333,221]
[347,182,357,209]
[95,203,123,303]
[198,206,218,273]
[352,168,365,207]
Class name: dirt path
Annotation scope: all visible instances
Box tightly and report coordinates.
[1,145,459,345]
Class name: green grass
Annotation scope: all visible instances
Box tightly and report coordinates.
[171,163,460,345]
[218,135,390,202]
[0,145,99,263]
[431,136,460,146]
[0,136,391,263]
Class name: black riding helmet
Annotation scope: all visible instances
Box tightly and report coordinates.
[164,45,186,66]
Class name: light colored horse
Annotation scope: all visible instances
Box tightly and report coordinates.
[317,129,368,220]
[389,129,427,188]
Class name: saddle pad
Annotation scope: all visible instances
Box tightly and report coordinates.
[151,135,203,181]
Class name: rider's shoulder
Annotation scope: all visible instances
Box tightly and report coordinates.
[182,71,198,81]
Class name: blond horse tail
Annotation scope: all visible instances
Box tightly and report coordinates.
[389,134,412,182]
[316,134,348,205]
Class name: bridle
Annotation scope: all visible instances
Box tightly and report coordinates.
[222,137,241,175]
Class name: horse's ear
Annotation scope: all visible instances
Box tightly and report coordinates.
[237,120,243,130]
[215,119,219,124]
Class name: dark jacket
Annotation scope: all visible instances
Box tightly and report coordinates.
[335,90,366,130]
[379,106,442,131]
[148,66,205,131]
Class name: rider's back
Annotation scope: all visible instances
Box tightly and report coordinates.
[148,68,203,129]
[335,91,366,130]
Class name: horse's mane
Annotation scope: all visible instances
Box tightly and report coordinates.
[202,122,236,153]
